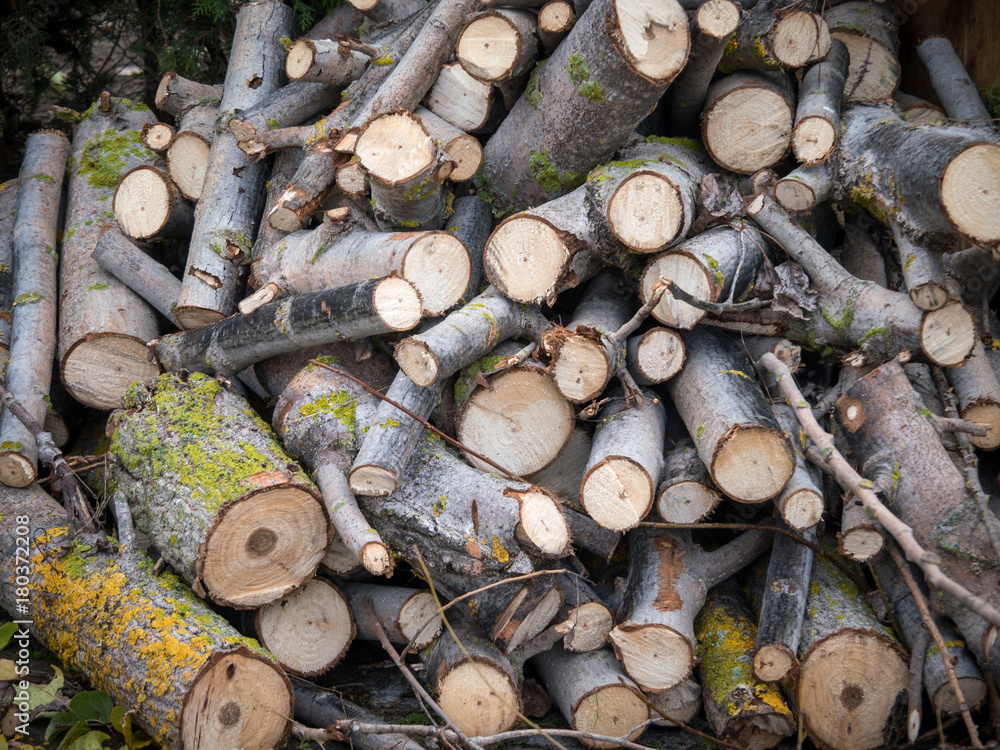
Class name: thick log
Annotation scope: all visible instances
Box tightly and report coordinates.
[627,327,685,386]
[155,277,422,378]
[667,327,795,503]
[415,106,483,182]
[656,437,721,524]
[895,92,948,127]
[0,180,16,367]
[454,342,574,476]
[479,0,691,212]
[701,71,794,175]
[293,686,425,750]
[526,425,592,504]
[113,165,194,241]
[108,373,329,607]
[457,10,538,83]
[286,37,371,85]
[581,388,666,531]
[173,1,297,329]
[0,484,294,750]
[423,62,507,135]
[719,0,830,71]
[796,541,908,750]
[825,1,900,102]
[252,577,355,676]
[537,0,575,54]
[773,160,833,213]
[349,0,425,25]
[770,403,823,530]
[945,339,1000,451]
[59,98,162,411]
[0,132,68,487]
[608,526,772,692]
[695,581,795,750]
[532,645,650,749]
[92,228,182,323]
[793,40,849,166]
[342,582,443,650]
[661,0,740,135]
[394,286,549,388]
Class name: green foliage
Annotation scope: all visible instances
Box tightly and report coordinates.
[986,76,1000,121]
[44,690,153,750]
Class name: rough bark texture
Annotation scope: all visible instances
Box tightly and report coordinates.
[0,132,68,487]
[656,437,721,524]
[108,373,329,607]
[945,339,1000,451]
[0,484,293,750]
[58,98,162,412]
[447,194,492,303]
[227,81,340,143]
[155,277,422,378]
[293,686,425,750]
[92,227,182,324]
[719,0,829,71]
[479,0,691,212]
[916,37,991,123]
[825,1,899,102]
[0,180,17,367]
[342,582,443,650]
[793,40,849,166]
[174,1,297,329]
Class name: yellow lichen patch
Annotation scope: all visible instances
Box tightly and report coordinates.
[491,536,510,564]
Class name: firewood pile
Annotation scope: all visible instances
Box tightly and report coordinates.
[2,0,1000,748]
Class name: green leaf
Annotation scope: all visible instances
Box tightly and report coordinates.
[45,711,79,741]
[111,706,153,749]
[64,730,110,750]
[25,665,66,713]
[109,706,127,735]
[55,720,91,750]
[0,734,7,750]
[0,621,18,649]
[69,691,114,723]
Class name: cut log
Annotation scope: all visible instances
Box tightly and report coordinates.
[251,219,471,316]
[113,165,194,241]
[895,92,948,127]
[719,0,829,71]
[748,525,814,683]
[0,131,68,488]
[252,577,355,676]
[796,540,908,750]
[537,1,575,54]
[557,571,614,652]
[532,644,650,749]
[656,437,721,524]
[348,0,425,24]
[479,0,691,211]
[701,71,794,175]
[0,180,17,368]
[155,277,422,378]
[526,425,592,504]
[447,193,493,302]
[92,228,182,323]
[640,221,767,329]
[336,159,369,198]
[236,124,313,157]
[667,326,795,503]
[838,492,885,562]
[0,484,294,750]
[154,71,222,118]
[342,582,443,650]
[251,144,306,263]
[792,40,849,166]
[157,73,222,202]
[226,81,340,145]
[918,40,993,123]
[414,106,482,182]
[770,403,823,530]
[394,286,549,388]
[869,552,987,715]
[58,98,162,411]
[581,388,666,531]
[286,37,371,85]
[661,0,740,135]
[293,686,425,750]
[647,679,702,725]
[321,533,364,577]
[421,616,522,736]
[360,431,570,580]
[825,1,900,102]
[627,327,685,386]
[891,221,949,312]
[457,10,537,83]
[173,1,297,329]
[739,336,801,376]
[423,62,507,135]
[773,161,833,213]
[945,339,1000,451]
[355,111,453,231]
[608,526,773,692]
[140,121,174,152]
[272,358,395,576]
[695,581,795,750]
[108,373,329,607]
[454,342,574,476]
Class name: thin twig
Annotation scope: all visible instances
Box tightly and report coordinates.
[606,277,669,349]
[888,544,983,749]
[663,280,771,314]
[757,353,1000,629]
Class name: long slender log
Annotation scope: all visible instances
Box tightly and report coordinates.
[0,180,17,368]
[342,582,443,650]
[173,1,297,329]
[0,132,69,488]
[91,228,181,322]
[394,286,549,388]
[415,106,483,183]
[108,373,329,607]
[695,581,795,750]
[581,388,666,531]
[825,1,900,102]
[155,277,422,378]
[59,98,162,411]
[113,165,194,241]
[656,438,721,524]
[0,484,294,750]
[719,0,829,71]
[479,0,691,212]
[770,403,823,530]
[285,37,371,86]
[608,526,773,692]
[916,37,991,124]
[532,645,650,749]
[447,194,492,303]
[793,40,849,166]
[252,146,307,265]
[661,0,740,135]
[227,81,340,143]
[348,0,425,25]
[423,62,507,135]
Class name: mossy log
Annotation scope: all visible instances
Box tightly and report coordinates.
[0,484,294,750]
[457,9,538,83]
[695,581,795,750]
[608,526,773,692]
[666,326,795,503]
[359,431,571,581]
[341,582,443,650]
[793,40,849,166]
[173,1,297,329]
[719,0,829,72]
[155,277,422,378]
[825,1,899,102]
[796,541,908,750]
[113,165,194,241]
[581,388,666,531]
[394,286,549,388]
[58,98,162,412]
[532,644,650,749]
[656,437,721,524]
[0,132,69,488]
[423,62,507,136]
[627,327,685,386]
[0,180,17,368]
[108,373,329,607]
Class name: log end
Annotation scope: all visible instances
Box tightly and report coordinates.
[608,171,684,252]
[457,12,521,83]
[780,487,823,531]
[444,135,483,183]
[485,215,573,305]
[642,253,710,329]
[359,540,395,577]
[538,1,574,36]
[703,84,793,174]
[142,122,175,152]
[961,401,1000,450]
[373,276,423,332]
[173,305,229,331]
[285,39,316,82]
[437,659,521,737]
[348,464,398,496]
[563,600,614,653]
[837,527,884,562]
[752,644,798,683]
[399,590,444,651]
[403,232,471,316]
[656,481,721,524]
[613,0,690,84]
[941,142,1000,246]
[831,31,900,102]
[908,282,949,312]
[792,116,836,168]
[634,327,685,383]
[255,578,355,676]
[551,336,611,404]
[773,177,817,213]
[772,11,831,68]
[608,623,694,692]
[509,486,571,556]
[356,113,435,187]
[496,583,564,653]
[920,303,975,367]
[572,684,650,749]
[395,338,440,388]
[581,457,654,532]
[61,333,163,411]
[932,675,987,715]
[114,165,176,240]
[711,426,795,503]
[0,451,37,488]
[167,132,211,201]
[696,0,740,40]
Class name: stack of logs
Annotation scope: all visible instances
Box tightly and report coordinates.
[2,0,1000,749]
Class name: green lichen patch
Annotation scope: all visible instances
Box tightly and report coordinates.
[578,82,605,102]
[87,283,109,291]
[568,52,589,85]
[13,293,40,306]
[454,354,505,407]
[32,173,55,183]
[75,128,153,191]
[525,61,545,108]
[528,149,584,195]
